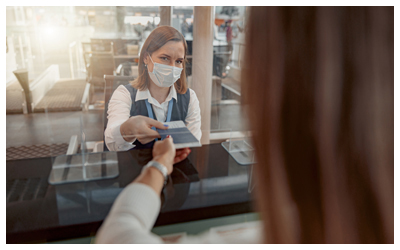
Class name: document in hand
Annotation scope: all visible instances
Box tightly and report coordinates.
[157,121,202,149]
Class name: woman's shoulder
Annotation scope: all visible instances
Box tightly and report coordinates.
[121,83,136,91]
[178,88,198,101]
[176,87,194,97]
[110,84,133,101]
[182,87,195,97]
[117,83,139,95]
[112,84,127,94]
[188,88,198,100]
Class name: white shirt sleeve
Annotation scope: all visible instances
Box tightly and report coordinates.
[95,183,262,244]
[95,183,164,243]
[186,89,202,141]
[104,85,136,151]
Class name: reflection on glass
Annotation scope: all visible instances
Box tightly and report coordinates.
[211,6,247,135]
[55,180,121,226]
[128,147,199,212]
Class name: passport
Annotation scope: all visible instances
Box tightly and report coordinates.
[156,121,201,149]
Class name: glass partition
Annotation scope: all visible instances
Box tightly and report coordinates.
[40,82,117,184]
[6,6,253,180]
[6,6,160,162]
[210,6,247,136]
[172,6,194,77]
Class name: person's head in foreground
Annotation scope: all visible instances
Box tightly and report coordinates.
[242,6,393,243]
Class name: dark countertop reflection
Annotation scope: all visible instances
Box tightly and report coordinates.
[6,143,255,243]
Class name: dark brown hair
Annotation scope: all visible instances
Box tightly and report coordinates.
[131,26,188,94]
[242,7,393,243]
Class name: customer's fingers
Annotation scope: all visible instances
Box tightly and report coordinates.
[174,153,189,164]
[173,148,191,164]
[176,148,190,156]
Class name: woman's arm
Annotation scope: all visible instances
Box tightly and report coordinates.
[185,89,202,141]
[104,85,137,151]
[95,138,176,243]
[95,137,259,244]
[95,183,164,243]
[105,86,168,150]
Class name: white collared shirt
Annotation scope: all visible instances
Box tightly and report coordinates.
[105,85,202,151]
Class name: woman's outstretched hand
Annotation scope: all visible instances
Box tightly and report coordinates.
[120,115,168,144]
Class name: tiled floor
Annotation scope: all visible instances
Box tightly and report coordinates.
[33,79,87,112]
[6,143,69,160]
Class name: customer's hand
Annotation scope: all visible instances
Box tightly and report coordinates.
[152,136,176,174]
[120,115,167,144]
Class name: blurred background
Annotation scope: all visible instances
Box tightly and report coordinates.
[6,6,249,160]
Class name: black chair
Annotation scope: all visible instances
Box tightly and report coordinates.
[103,75,135,151]
[90,53,116,89]
[116,61,135,76]
[81,42,116,90]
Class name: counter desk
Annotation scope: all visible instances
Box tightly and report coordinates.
[6,143,256,243]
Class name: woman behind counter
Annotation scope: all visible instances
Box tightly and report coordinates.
[105,26,201,151]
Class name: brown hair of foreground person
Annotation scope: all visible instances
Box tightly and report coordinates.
[242,7,393,243]
[131,25,188,94]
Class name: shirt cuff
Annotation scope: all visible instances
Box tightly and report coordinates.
[111,124,136,150]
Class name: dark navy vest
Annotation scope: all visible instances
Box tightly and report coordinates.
[124,84,190,149]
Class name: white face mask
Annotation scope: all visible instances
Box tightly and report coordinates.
[148,55,183,88]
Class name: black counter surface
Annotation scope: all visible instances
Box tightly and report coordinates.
[6,143,255,243]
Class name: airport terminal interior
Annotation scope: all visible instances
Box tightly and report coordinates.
[6,5,395,244]
[6,6,258,243]
[6,6,247,158]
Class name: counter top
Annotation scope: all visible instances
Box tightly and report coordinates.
[6,143,255,243]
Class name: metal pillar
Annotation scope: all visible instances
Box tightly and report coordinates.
[159,6,172,26]
[192,6,214,144]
